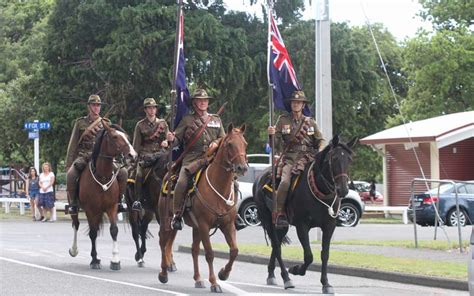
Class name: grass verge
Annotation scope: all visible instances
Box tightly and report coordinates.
[213,243,467,280]
[360,217,403,224]
[330,239,469,251]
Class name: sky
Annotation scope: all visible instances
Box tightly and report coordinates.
[224,0,433,41]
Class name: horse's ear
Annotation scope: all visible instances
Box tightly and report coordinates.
[331,134,340,147]
[240,123,246,133]
[347,137,358,149]
[227,123,234,134]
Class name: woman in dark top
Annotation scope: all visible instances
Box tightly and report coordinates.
[26,167,40,221]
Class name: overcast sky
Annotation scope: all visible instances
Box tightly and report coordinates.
[224,0,433,41]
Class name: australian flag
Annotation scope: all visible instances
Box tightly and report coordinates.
[172,8,189,161]
[268,12,311,116]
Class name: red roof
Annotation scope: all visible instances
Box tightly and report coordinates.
[360,111,474,147]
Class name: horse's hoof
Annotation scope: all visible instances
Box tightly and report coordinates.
[195,281,206,288]
[137,259,145,268]
[135,252,141,262]
[284,279,295,289]
[167,263,177,272]
[322,285,334,294]
[288,265,305,276]
[266,277,277,286]
[90,262,101,269]
[110,261,121,271]
[69,248,78,257]
[218,268,228,281]
[210,285,222,293]
[158,273,168,284]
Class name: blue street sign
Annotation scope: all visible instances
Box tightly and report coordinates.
[24,122,51,130]
[28,132,39,139]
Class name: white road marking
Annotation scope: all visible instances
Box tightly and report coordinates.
[218,280,250,294]
[0,257,188,296]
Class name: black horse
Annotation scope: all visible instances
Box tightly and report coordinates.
[254,135,357,294]
[125,149,170,267]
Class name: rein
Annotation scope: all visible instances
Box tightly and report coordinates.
[205,163,235,206]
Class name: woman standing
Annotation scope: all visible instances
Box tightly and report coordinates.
[26,167,40,221]
[38,162,55,222]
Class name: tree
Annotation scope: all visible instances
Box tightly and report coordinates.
[418,0,474,30]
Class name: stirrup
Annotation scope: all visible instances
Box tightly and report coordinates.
[171,215,183,230]
[275,214,289,229]
[132,201,142,211]
[67,205,78,215]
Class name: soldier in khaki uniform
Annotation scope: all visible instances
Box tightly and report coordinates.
[171,88,226,230]
[268,90,324,228]
[132,97,174,210]
[65,95,128,215]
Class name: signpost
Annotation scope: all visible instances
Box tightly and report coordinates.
[24,121,51,172]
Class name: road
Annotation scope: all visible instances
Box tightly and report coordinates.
[0,220,468,295]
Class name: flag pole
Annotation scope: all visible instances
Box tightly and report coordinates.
[267,0,277,215]
[170,0,183,131]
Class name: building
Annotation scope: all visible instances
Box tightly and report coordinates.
[360,111,474,206]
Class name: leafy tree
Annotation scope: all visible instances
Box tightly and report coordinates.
[418,0,474,29]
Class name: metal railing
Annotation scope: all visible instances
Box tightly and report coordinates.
[410,178,473,253]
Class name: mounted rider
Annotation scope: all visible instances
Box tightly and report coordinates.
[132,97,174,210]
[65,94,128,215]
[268,90,324,228]
[170,88,226,230]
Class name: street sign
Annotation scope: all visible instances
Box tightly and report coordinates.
[28,132,39,139]
[24,122,51,130]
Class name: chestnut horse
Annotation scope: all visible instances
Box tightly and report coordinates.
[125,149,170,267]
[254,135,356,293]
[69,122,137,270]
[158,123,248,293]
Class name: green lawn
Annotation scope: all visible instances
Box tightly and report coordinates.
[330,239,469,251]
[213,243,467,280]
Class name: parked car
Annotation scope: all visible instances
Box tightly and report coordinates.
[235,155,365,229]
[351,180,383,203]
[407,182,474,227]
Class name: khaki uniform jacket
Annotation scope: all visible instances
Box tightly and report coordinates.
[66,115,108,168]
[132,117,169,159]
[174,112,225,166]
[274,113,324,164]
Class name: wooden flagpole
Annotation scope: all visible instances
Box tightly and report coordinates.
[170,0,184,131]
[267,0,277,215]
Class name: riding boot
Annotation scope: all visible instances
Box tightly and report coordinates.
[273,184,289,229]
[171,170,189,231]
[117,167,128,213]
[66,166,80,215]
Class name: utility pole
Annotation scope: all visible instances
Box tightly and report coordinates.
[315,0,332,139]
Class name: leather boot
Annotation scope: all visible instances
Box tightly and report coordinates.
[274,212,289,229]
[171,213,183,230]
[133,175,143,211]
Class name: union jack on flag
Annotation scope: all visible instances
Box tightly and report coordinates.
[268,12,310,116]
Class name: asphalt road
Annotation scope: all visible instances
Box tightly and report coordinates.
[0,220,468,295]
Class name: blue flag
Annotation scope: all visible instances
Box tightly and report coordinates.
[268,12,311,116]
[172,8,189,161]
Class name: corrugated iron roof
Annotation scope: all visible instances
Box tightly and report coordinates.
[360,111,474,146]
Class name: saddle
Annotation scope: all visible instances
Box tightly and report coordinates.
[161,167,205,199]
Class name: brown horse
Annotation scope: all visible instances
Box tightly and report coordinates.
[158,123,248,293]
[69,121,137,270]
[125,149,170,267]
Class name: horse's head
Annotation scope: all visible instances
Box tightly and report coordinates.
[217,123,248,176]
[102,121,138,160]
[320,135,357,197]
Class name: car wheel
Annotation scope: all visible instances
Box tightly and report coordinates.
[239,200,261,227]
[446,208,467,227]
[337,202,360,227]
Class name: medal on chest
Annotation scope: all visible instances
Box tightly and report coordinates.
[282,124,291,134]
[207,120,221,128]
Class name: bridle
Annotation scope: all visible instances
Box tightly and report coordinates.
[98,130,130,160]
[217,131,247,174]
[307,144,352,218]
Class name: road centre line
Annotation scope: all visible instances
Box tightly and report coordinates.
[0,257,188,296]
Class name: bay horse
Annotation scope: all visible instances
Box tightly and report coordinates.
[158,123,248,293]
[254,135,357,293]
[125,149,170,267]
[69,121,137,270]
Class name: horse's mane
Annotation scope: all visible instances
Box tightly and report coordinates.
[91,129,106,166]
